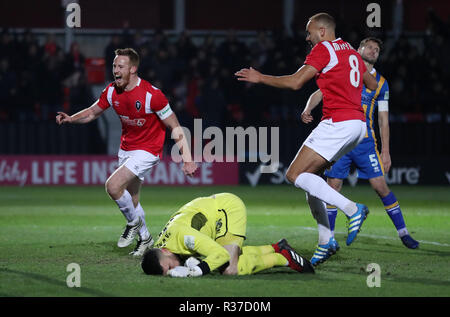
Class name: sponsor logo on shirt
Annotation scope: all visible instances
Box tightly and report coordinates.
[184,235,195,250]
[119,115,146,127]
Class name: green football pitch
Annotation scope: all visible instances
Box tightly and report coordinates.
[1,185,449,298]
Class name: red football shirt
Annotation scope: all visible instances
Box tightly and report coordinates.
[97,78,173,157]
[304,38,367,122]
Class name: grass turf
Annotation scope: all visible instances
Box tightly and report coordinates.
[0,185,449,297]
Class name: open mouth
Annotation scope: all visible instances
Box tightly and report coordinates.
[115,75,123,85]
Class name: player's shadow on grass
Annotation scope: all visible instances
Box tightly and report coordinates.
[0,268,115,297]
[349,243,450,258]
[382,275,450,288]
[204,268,319,281]
[62,240,135,256]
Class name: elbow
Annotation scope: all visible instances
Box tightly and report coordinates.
[367,80,378,91]
[292,81,304,90]
[368,83,378,91]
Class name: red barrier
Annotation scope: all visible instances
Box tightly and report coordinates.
[0,156,238,186]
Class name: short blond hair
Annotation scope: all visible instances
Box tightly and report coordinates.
[114,48,140,68]
[309,13,336,30]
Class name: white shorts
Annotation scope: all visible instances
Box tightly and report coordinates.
[118,149,160,181]
[301,119,366,163]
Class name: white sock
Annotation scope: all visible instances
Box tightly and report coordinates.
[306,193,332,245]
[318,224,332,245]
[135,203,150,240]
[114,190,137,223]
[295,173,357,217]
[398,228,409,238]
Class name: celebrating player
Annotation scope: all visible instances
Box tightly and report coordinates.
[302,37,419,249]
[141,193,315,277]
[235,13,378,266]
[56,48,197,256]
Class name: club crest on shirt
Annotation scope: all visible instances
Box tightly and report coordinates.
[135,100,142,111]
[215,219,223,234]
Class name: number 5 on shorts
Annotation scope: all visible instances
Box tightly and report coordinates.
[369,154,378,168]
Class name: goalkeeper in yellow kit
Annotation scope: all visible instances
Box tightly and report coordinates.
[141,193,314,277]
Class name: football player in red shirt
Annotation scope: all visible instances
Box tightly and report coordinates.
[236,13,378,266]
[57,48,197,256]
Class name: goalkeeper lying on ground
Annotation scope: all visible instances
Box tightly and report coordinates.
[141,193,315,277]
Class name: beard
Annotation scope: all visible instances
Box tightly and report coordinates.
[362,55,377,65]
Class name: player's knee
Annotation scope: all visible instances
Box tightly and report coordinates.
[375,185,390,198]
[327,178,342,191]
[370,177,390,197]
[285,169,299,184]
[105,179,122,199]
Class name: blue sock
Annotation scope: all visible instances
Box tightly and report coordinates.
[327,205,338,235]
[381,192,407,236]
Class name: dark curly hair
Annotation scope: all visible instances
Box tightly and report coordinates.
[141,248,164,275]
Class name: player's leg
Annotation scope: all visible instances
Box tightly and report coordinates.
[105,164,140,223]
[123,150,159,255]
[126,178,155,255]
[237,246,289,275]
[243,245,277,256]
[106,165,143,248]
[108,149,159,250]
[369,176,419,249]
[287,119,369,248]
[324,154,350,238]
[270,239,315,273]
[326,177,343,236]
[286,147,361,219]
[126,178,148,238]
[285,145,335,252]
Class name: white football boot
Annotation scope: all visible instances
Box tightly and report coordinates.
[129,235,154,256]
[117,217,143,248]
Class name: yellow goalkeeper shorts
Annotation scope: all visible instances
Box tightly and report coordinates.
[213,193,247,246]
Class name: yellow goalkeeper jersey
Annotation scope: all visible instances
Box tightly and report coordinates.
[154,193,246,272]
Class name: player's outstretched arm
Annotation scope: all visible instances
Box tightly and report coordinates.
[163,113,198,177]
[301,89,323,124]
[363,70,378,91]
[56,101,105,125]
[222,244,240,276]
[235,65,318,90]
[378,110,391,173]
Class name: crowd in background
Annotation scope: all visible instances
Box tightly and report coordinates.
[0,12,448,128]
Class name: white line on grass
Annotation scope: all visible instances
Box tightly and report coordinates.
[298,226,450,247]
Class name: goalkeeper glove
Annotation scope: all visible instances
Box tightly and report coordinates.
[184,257,201,268]
[168,265,203,278]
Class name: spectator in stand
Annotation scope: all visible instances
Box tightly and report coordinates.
[43,33,58,57]
[104,35,123,81]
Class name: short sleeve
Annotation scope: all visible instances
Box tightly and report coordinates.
[152,90,173,120]
[378,80,389,101]
[97,85,113,110]
[304,42,330,72]
[377,79,389,112]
